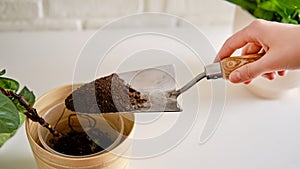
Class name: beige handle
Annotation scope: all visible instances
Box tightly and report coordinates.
[220,53,263,79]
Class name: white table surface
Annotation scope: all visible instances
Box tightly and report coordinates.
[1,26,300,169]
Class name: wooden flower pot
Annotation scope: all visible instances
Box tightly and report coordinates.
[25,84,135,169]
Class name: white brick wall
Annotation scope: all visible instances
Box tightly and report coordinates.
[0,0,236,31]
[44,0,140,18]
[0,0,41,20]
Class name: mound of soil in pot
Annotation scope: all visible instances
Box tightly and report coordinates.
[65,73,146,114]
[49,128,112,156]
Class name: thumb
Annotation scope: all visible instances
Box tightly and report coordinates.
[229,61,264,83]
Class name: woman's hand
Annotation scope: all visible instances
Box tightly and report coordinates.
[216,19,300,84]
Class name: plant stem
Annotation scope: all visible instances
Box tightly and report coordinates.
[0,87,62,137]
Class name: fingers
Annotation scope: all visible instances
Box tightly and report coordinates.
[231,41,263,84]
[229,54,269,83]
[277,70,286,76]
[262,72,275,80]
[242,43,262,55]
[229,64,256,83]
[262,71,287,79]
[216,19,294,84]
[229,67,286,83]
[216,20,263,62]
[243,80,251,85]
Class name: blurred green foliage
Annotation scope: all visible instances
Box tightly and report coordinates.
[226,0,300,24]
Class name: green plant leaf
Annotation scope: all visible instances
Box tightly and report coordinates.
[19,86,35,106]
[254,8,275,20]
[276,0,300,9]
[258,0,280,12]
[281,17,298,24]
[226,0,257,12]
[0,92,19,133]
[0,113,25,147]
[0,70,5,76]
[18,113,26,126]
[0,77,19,92]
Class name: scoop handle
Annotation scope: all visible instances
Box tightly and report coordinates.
[220,53,263,79]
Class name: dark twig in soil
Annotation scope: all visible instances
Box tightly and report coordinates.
[53,107,66,130]
[50,113,110,156]
[0,87,62,137]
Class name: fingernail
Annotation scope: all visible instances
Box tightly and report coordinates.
[244,80,251,85]
[229,71,241,83]
[262,74,275,80]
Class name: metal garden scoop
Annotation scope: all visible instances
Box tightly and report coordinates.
[119,53,262,112]
[65,54,262,113]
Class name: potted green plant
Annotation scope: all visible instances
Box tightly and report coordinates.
[226,0,300,99]
[227,0,300,24]
[0,69,36,147]
[0,69,135,169]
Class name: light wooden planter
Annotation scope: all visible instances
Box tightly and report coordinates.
[25,84,135,169]
[233,7,300,99]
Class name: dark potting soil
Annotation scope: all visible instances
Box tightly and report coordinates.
[65,73,147,114]
[49,128,112,156]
